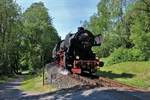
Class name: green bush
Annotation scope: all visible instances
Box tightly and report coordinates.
[107,48,145,65]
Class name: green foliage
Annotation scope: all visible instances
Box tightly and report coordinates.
[84,0,150,63]
[85,0,134,57]
[0,1,60,74]
[0,0,22,74]
[93,33,121,57]
[20,2,60,72]
[108,48,145,65]
[130,11,150,60]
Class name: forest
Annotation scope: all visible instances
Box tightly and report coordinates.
[84,0,150,65]
[0,0,60,75]
[0,0,150,75]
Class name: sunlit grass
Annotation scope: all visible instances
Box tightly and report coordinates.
[98,61,150,90]
[20,75,56,93]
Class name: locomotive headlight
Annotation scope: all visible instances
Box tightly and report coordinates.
[76,56,80,59]
[96,57,99,60]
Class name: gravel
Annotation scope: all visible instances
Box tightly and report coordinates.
[45,63,83,89]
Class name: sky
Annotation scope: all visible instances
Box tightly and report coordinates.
[16,0,100,39]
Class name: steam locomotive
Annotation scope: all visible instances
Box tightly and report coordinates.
[52,27,104,74]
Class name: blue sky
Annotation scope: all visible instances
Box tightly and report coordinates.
[16,0,100,39]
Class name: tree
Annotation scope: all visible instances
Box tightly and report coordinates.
[130,0,150,60]
[0,0,21,74]
[84,0,136,57]
[85,0,150,63]
[21,2,60,72]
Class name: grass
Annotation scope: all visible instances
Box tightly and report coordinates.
[0,75,15,84]
[98,61,150,90]
[20,74,56,93]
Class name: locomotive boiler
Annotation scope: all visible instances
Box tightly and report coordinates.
[52,27,104,74]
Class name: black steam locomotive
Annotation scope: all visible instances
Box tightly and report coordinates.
[52,27,104,74]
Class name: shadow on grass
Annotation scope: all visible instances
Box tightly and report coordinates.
[97,71,135,79]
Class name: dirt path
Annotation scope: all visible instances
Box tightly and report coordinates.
[0,76,150,100]
[0,76,25,100]
[20,87,150,100]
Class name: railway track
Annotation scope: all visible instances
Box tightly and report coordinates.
[45,64,148,92]
[70,73,147,92]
